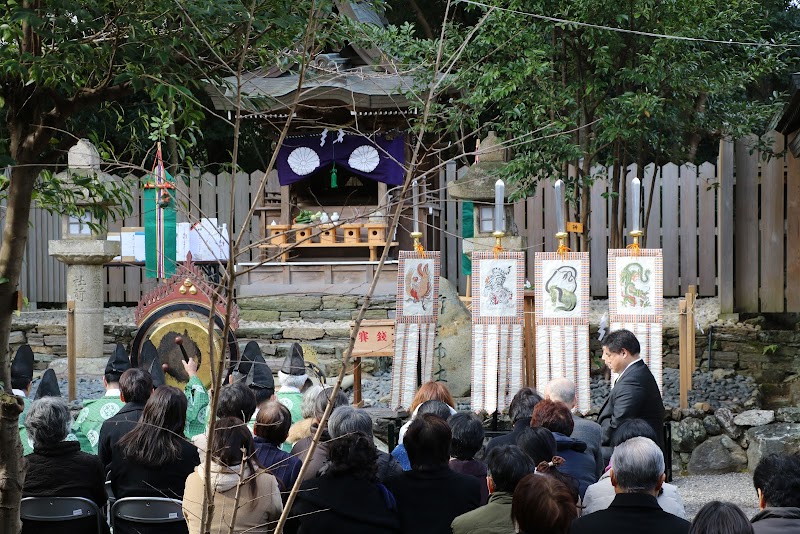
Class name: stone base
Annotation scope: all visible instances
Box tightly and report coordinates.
[49,357,109,377]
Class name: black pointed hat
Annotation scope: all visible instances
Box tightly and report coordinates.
[280,343,306,376]
[34,369,61,400]
[105,344,131,377]
[235,342,255,377]
[245,342,274,390]
[11,345,34,384]
[139,340,166,388]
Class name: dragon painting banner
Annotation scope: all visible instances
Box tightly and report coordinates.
[391,251,441,409]
[608,249,664,394]
[534,252,591,413]
[470,251,525,415]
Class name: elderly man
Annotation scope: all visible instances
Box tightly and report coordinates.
[751,453,800,533]
[570,437,689,534]
[546,377,604,478]
[597,329,665,457]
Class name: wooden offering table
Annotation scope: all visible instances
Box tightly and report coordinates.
[262,222,398,261]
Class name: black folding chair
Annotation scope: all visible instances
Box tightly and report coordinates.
[111,497,184,530]
[21,496,104,534]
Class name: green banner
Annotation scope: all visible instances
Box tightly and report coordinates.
[461,201,474,276]
[144,169,177,279]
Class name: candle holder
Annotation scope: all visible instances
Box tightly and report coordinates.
[492,230,505,257]
[556,231,570,256]
[411,230,424,255]
[627,229,643,255]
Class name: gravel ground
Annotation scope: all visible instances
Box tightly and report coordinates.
[672,473,760,521]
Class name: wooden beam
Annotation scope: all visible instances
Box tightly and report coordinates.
[718,138,735,313]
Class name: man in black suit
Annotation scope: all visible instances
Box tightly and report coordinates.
[597,329,665,461]
[98,367,153,470]
[570,437,690,534]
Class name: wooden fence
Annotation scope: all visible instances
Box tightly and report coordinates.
[11,134,800,312]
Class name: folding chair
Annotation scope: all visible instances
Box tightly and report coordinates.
[21,496,105,534]
[111,497,184,530]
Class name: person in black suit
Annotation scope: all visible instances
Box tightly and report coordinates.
[484,387,542,455]
[597,329,665,460]
[98,368,153,470]
[570,437,690,534]
[386,414,482,534]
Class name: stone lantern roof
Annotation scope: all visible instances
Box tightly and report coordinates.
[447,132,519,201]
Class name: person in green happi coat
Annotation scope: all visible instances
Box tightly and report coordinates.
[72,344,129,454]
[277,343,308,425]
[11,345,36,455]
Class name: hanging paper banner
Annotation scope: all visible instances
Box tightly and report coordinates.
[607,249,664,393]
[144,145,177,279]
[470,251,525,415]
[391,251,441,409]
[534,251,591,414]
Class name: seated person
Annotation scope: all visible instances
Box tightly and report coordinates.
[531,398,597,498]
[515,426,580,503]
[512,473,577,534]
[277,343,309,424]
[72,345,129,454]
[23,397,106,534]
[253,400,302,495]
[11,345,38,455]
[285,432,401,534]
[582,419,685,518]
[391,400,453,471]
[291,387,349,480]
[98,367,152,470]
[691,501,754,534]
[751,453,800,534]
[286,384,322,447]
[570,437,690,534]
[448,412,489,505]
[484,387,542,455]
[110,385,200,534]
[327,405,403,482]
[386,414,482,534]
[397,381,457,445]
[452,445,535,534]
[192,380,257,454]
[184,417,283,534]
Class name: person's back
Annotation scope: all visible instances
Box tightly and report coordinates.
[570,437,689,534]
[98,368,153,469]
[291,387,349,480]
[751,454,800,534]
[448,412,489,505]
[23,397,107,534]
[484,387,542,455]
[386,414,481,534]
[452,446,535,534]
[253,400,302,495]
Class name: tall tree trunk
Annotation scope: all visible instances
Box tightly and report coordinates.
[0,165,39,534]
[609,142,621,249]
[686,93,708,162]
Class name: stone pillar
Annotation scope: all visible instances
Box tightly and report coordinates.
[49,240,120,358]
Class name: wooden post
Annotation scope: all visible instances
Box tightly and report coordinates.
[687,286,697,389]
[718,138,735,314]
[678,299,688,409]
[523,290,537,387]
[353,358,363,407]
[67,300,76,402]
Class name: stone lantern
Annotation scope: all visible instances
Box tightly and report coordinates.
[49,140,121,360]
[447,132,526,254]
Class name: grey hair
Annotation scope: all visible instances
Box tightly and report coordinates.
[313,387,349,420]
[301,385,323,419]
[545,378,576,406]
[328,406,374,439]
[611,436,665,493]
[25,396,71,449]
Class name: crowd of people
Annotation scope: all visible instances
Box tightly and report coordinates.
[11,330,800,533]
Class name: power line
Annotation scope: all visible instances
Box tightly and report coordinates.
[457,0,800,48]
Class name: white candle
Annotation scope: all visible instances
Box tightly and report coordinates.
[412,179,420,233]
[554,179,565,234]
[631,177,641,233]
[494,179,505,233]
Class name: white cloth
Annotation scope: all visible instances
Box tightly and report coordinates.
[12,389,27,397]
[104,388,121,398]
[581,471,686,518]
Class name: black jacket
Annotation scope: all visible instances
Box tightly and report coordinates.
[109,439,200,534]
[597,359,665,450]
[570,493,690,534]
[752,507,800,534]
[386,465,482,534]
[22,440,107,534]
[98,401,146,470]
[553,432,596,498]
[285,474,401,534]
[483,419,530,456]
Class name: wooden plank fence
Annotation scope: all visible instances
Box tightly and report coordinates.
[9,133,800,312]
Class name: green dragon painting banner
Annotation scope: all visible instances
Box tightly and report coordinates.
[534,252,591,414]
[607,248,664,394]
